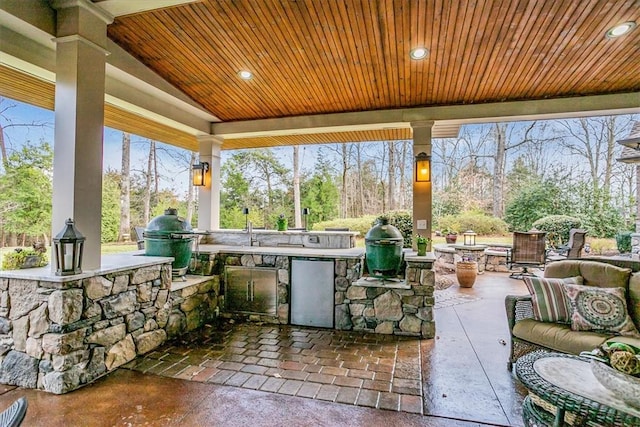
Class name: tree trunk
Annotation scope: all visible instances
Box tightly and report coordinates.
[356,144,365,217]
[492,123,506,218]
[341,144,348,218]
[398,141,408,209]
[118,132,131,241]
[293,146,302,228]
[143,140,154,224]
[387,141,396,211]
[0,123,7,168]
[186,152,197,224]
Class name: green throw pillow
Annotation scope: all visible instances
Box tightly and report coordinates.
[564,283,640,337]
[523,276,583,323]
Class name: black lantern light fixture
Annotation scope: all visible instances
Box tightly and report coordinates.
[243,207,250,230]
[192,162,210,187]
[302,207,310,230]
[53,218,85,276]
[415,152,431,182]
[463,230,477,246]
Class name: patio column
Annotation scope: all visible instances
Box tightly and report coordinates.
[412,121,434,251]
[50,1,113,270]
[197,135,223,230]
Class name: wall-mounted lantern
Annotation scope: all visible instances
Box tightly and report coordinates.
[415,152,431,182]
[192,162,210,187]
[53,218,85,276]
[463,230,477,246]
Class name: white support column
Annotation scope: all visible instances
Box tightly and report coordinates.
[51,1,113,271]
[411,121,434,251]
[197,135,223,231]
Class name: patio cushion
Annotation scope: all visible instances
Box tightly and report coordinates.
[564,283,640,337]
[513,318,610,355]
[523,276,582,323]
[545,260,632,289]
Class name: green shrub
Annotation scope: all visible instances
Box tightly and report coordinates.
[531,215,582,248]
[436,212,508,236]
[312,215,378,238]
[2,248,48,270]
[615,231,632,254]
[376,210,413,247]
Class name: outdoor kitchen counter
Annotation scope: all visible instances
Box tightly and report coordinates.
[195,244,365,259]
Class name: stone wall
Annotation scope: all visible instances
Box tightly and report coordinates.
[335,258,435,339]
[0,262,219,394]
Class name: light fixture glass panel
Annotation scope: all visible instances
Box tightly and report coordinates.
[606,22,636,38]
[410,47,429,60]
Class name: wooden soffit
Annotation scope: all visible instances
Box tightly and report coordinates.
[0,64,197,150]
[106,0,640,123]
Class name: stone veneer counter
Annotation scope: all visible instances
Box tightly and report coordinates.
[0,253,219,394]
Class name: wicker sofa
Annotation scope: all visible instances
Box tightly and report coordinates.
[505,259,640,369]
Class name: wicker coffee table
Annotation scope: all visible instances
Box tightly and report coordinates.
[515,351,640,427]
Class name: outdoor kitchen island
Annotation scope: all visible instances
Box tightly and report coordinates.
[0,230,434,394]
[196,228,436,340]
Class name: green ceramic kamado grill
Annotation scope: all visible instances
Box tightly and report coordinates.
[144,208,195,277]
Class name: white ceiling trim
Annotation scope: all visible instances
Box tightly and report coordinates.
[212,93,640,140]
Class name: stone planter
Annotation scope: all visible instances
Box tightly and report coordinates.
[456,261,477,287]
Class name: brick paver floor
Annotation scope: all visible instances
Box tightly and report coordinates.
[124,322,423,414]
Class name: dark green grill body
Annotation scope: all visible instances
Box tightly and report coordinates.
[364,218,403,278]
[144,208,194,276]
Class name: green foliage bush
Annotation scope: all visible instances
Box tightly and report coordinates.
[2,248,48,270]
[615,231,632,254]
[376,211,413,247]
[531,215,582,248]
[312,215,378,238]
[436,212,508,236]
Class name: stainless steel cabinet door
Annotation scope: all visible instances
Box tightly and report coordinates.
[225,266,277,315]
[225,267,253,312]
[291,259,334,328]
[249,269,277,315]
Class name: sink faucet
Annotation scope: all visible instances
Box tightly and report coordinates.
[247,221,258,246]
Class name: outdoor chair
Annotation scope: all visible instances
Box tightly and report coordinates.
[547,228,587,262]
[134,226,145,250]
[507,231,547,279]
[0,397,27,427]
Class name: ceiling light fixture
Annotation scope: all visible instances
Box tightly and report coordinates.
[606,21,636,38]
[410,47,429,60]
[238,70,253,80]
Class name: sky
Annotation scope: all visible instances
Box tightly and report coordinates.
[0,98,321,198]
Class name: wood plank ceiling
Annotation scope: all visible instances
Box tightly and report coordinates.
[106,0,640,136]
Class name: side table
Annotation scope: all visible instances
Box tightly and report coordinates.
[515,351,640,427]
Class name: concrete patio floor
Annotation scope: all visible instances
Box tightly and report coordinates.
[0,271,530,426]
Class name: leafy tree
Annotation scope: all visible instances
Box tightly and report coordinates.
[504,178,569,231]
[301,157,339,228]
[102,170,121,243]
[0,142,53,243]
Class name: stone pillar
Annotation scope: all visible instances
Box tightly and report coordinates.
[50,1,113,270]
[197,135,223,231]
[411,121,434,251]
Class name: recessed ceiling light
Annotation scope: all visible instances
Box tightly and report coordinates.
[238,70,253,80]
[410,47,429,60]
[606,21,636,38]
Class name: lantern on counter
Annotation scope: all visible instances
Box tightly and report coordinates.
[53,218,85,276]
[463,230,477,246]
